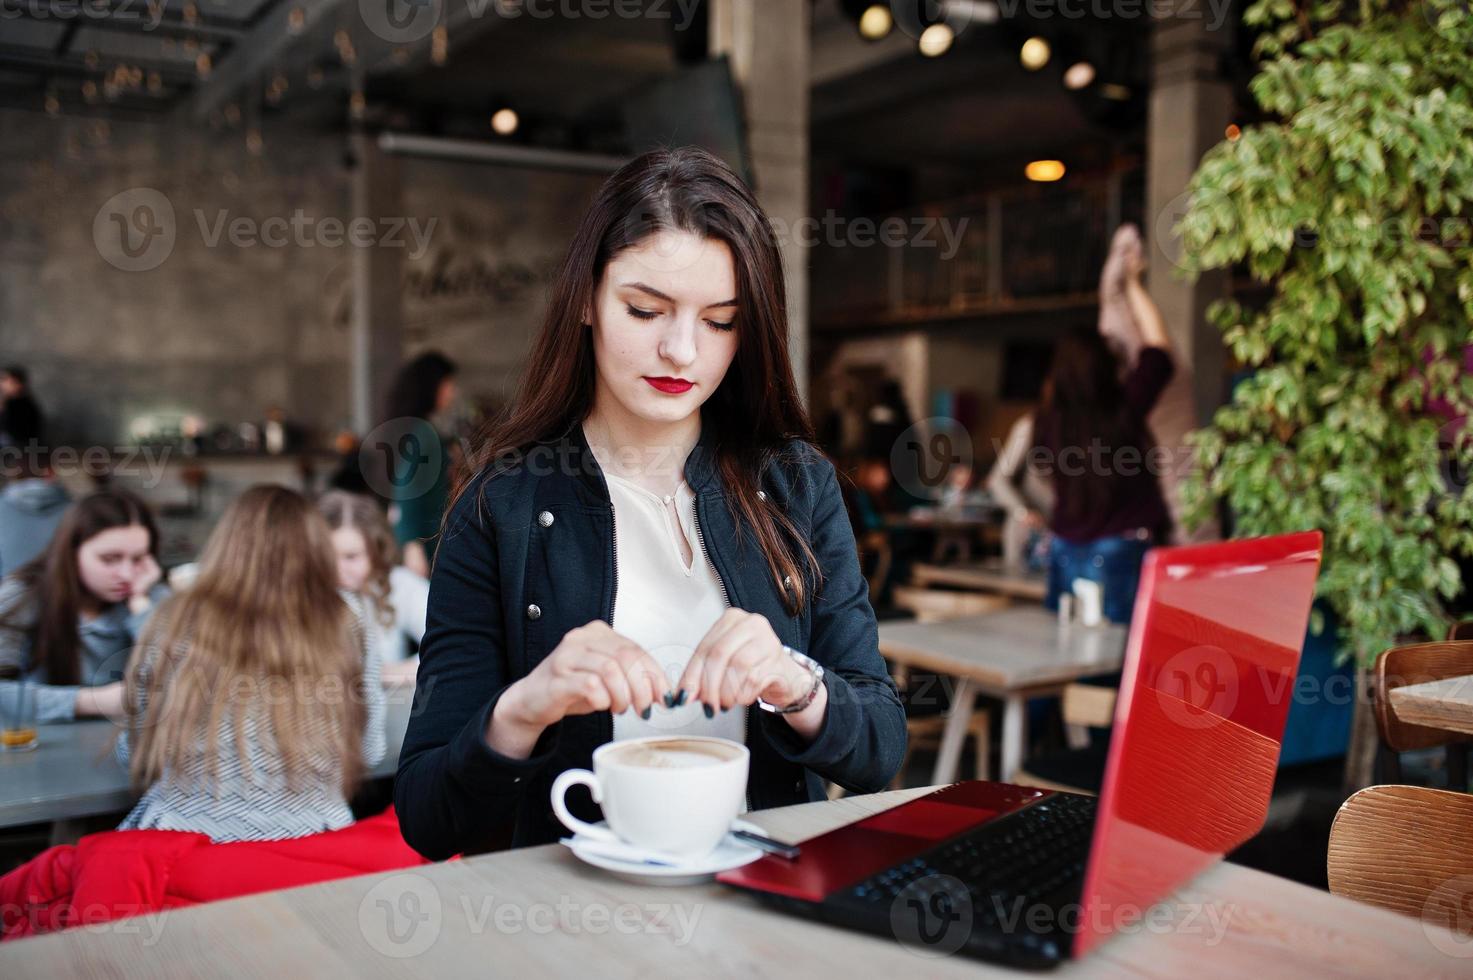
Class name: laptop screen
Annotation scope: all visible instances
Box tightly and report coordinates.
[1073,531,1323,957]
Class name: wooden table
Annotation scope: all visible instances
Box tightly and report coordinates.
[1389,675,1473,736]
[912,560,1049,602]
[1,786,1461,977]
[0,689,414,830]
[878,607,1126,782]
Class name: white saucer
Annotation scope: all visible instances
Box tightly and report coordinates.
[562,821,764,886]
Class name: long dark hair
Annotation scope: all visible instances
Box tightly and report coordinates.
[385,351,456,423]
[1032,329,1149,529]
[0,490,160,685]
[449,146,820,614]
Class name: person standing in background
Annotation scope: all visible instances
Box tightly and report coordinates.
[1031,250,1176,624]
[383,352,458,578]
[1097,225,1209,543]
[0,366,44,450]
[0,449,71,576]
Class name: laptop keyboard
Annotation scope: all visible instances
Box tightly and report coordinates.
[834,792,1098,962]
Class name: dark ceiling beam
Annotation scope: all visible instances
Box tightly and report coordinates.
[183,0,340,122]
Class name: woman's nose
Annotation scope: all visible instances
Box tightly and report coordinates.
[657,315,698,369]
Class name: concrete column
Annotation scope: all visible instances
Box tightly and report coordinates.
[1146,10,1234,424]
[710,0,811,407]
[350,132,404,433]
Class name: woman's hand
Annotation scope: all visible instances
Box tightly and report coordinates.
[127,556,162,616]
[678,609,814,715]
[487,621,670,757]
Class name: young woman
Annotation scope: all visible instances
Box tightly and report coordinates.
[396,147,907,858]
[1031,253,1176,623]
[319,490,428,686]
[384,351,459,578]
[0,490,167,722]
[117,485,385,842]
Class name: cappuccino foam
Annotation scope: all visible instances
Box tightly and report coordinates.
[608,738,739,769]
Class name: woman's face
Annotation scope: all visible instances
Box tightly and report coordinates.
[331,526,372,593]
[434,375,458,416]
[588,229,740,431]
[76,525,153,605]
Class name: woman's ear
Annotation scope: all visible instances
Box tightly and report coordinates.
[581,305,594,328]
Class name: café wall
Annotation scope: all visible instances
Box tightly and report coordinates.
[0,109,603,448]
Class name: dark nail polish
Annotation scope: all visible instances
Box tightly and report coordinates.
[674,689,688,707]
[703,702,714,719]
[662,692,675,709]
[641,705,652,720]
[720,705,729,714]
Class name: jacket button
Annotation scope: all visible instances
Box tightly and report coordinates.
[526,604,542,620]
[757,491,767,501]
[538,511,554,528]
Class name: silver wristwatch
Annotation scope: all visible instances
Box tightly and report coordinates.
[758,647,825,714]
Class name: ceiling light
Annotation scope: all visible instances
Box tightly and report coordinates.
[1063,61,1095,89]
[1020,37,1050,70]
[491,107,519,135]
[918,23,954,57]
[858,4,892,40]
[1025,160,1066,182]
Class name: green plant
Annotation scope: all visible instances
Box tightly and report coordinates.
[1180,0,1473,664]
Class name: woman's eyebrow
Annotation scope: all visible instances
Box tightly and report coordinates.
[620,281,738,308]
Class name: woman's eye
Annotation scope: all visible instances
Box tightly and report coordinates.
[706,319,735,332]
[625,305,659,320]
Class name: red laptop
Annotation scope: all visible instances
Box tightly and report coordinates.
[719,531,1324,968]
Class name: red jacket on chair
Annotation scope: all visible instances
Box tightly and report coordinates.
[1,808,431,941]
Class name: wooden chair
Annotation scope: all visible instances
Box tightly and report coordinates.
[1013,682,1119,796]
[885,587,1007,788]
[1327,784,1473,931]
[1449,620,1473,642]
[1371,641,1473,789]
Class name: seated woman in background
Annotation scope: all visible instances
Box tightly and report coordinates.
[117,485,385,842]
[0,490,167,722]
[318,490,427,686]
[1032,252,1175,624]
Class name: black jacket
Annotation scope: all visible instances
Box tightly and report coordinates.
[395,419,907,859]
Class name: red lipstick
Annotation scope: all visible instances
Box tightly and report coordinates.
[645,377,694,394]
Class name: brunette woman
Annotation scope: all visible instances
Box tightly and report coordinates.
[0,490,167,722]
[395,147,907,858]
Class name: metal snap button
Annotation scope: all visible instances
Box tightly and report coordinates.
[757,490,767,501]
[1092,555,1105,568]
[526,604,542,620]
[538,511,554,528]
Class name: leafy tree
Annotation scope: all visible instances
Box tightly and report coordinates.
[1180,0,1473,666]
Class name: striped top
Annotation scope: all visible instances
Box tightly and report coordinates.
[115,592,386,842]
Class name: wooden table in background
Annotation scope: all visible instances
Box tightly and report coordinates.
[912,560,1049,602]
[1,786,1460,977]
[1389,675,1473,736]
[0,689,415,831]
[878,607,1126,782]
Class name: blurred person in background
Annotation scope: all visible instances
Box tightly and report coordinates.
[1031,250,1175,624]
[0,448,71,576]
[0,365,44,450]
[116,485,384,842]
[0,490,167,721]
[383,351,459,577]
[319,490,427,686]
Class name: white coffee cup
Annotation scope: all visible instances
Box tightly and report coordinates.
[551,735,749,859]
